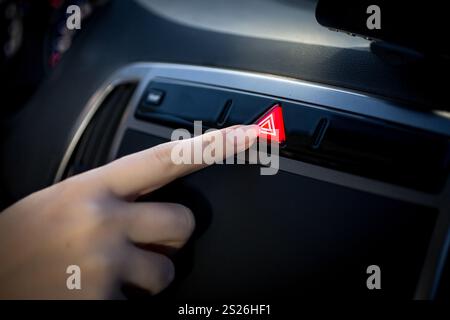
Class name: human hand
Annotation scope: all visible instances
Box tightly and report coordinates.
[0,125,258,299]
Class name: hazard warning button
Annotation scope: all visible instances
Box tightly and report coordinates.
[255,104,286,143]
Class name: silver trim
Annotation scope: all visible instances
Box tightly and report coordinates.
[55,62,450,300]
[53,65,147,183]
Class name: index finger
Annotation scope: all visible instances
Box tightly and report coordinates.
[95,125,258,199]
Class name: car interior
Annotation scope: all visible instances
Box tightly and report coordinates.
[1,0,449,302]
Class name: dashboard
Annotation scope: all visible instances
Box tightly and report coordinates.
[49,62,450,300]
[1,0,450,301]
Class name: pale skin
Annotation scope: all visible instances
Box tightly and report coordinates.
[0,125,258,299]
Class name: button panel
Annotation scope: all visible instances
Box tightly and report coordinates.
[135,78,450,193]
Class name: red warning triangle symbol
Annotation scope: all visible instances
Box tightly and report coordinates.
[255,104,286,143]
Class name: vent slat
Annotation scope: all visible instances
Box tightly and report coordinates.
[63,83,137,178]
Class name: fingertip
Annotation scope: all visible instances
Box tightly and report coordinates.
[243,124,260,142]
[225,124,259,153]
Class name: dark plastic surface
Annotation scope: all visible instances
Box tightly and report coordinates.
[281,103,450,193]
[117,129,437,299]
[316,0,450,56]
[436,245,450,300]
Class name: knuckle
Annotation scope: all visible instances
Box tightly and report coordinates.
[150,142,174,166]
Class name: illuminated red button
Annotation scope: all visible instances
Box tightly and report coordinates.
[254,104,286,144]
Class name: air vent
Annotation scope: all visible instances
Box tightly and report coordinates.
[63,82,137,178]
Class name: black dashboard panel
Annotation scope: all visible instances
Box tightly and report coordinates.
[117,129,437,299]
[24,59,447,300]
